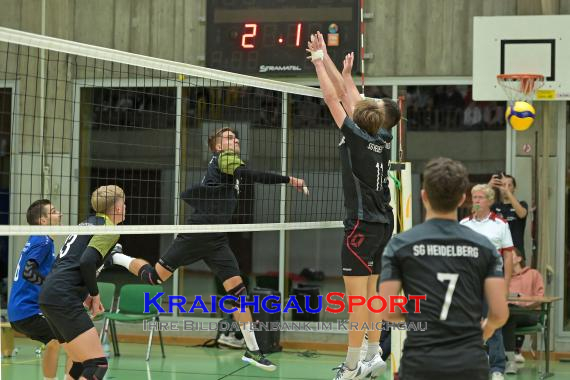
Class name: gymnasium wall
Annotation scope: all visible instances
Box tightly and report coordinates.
[1,0,569,77]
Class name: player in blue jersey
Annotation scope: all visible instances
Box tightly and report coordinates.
[8,199,64,380]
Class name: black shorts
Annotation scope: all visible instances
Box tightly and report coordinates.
[39,301,94,343]
[159,233,241,282]
[399,368,488,380]
[341,216,393,276]
[400,344,488,380]
[10,314,57,345]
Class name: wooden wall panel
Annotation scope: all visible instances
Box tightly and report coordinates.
[367,0,398,76]
[173,0,185,63]
[130,0,151,56]
[482,0,517,16]
[149,0,175,60]
[113,0,131,52]
[395,0,427,76]
[46,0,74,40]
[0,0,23,30]
[516,0,559,15]
[73,0,114,47]
[20,0,41,34]
[0,0,568,75]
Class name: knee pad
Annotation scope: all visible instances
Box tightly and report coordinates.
[81,357,108,380]
[68,361,84,379]
[138,264,163,285]
[226,283,247,307]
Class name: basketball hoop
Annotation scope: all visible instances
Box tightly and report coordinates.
[497,74,544,105]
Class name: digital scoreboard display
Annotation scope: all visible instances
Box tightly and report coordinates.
[206,0,360,75]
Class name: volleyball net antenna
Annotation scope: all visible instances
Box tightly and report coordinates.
[0,27,347,236]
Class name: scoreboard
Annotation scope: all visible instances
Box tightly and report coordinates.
[206,0,360,75]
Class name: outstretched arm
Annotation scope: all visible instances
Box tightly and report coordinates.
[308,34,347,128]
[310,32,360,117]
[340,52,363,116]
[234,167,308,195]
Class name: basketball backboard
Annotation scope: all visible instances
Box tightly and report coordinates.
[473,15,570,101]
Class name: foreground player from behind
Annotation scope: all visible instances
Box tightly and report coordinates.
[379,158,509,380]
[39,185,125,380]
[106,128,307,371]
[8,200,66,380]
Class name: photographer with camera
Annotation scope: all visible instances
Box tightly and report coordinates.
[489,173,528,257]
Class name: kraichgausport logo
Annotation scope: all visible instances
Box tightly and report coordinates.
[144,292,426,315]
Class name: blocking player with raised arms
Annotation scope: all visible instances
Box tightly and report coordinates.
[379,158,509,380]
[307,34,395,380]
[105,128,307,371]
[8,199,66,380]
[308,32,400,375]
[38,185,125,380]
[310,31,401,132]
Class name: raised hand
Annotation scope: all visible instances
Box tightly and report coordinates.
[306,34,324,62]
[315,31,328,55]
[289,176,309,196]
[342,53,354,77]
[489,174,502,189]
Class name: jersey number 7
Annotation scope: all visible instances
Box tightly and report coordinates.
[437,272,459,321]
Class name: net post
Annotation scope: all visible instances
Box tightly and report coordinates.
[171,77,183,319]
[278,91,289,323]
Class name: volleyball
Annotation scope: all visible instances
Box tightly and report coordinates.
[505,101,536,131]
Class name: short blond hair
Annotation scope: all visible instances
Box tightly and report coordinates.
[91,185,125,214]
[471,183,495,201]
[353,99,384,135]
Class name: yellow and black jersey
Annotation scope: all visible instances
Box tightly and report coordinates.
[39,214,118,305]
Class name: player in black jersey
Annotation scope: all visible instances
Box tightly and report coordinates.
[105,128,307,371]
[379,158,509,380]
[308,33,397,380]
[38,185,125,380]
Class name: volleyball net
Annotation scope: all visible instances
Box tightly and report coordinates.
[0,26,411,238]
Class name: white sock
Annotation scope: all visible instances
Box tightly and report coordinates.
[240,322,259,351]
[112,253,134,269]
[365,341,380,361]
[506,350,515,362]
[345,346,361,370]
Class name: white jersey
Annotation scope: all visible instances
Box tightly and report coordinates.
[460,212,514,256]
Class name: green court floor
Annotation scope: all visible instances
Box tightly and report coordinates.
[2,337,570,379]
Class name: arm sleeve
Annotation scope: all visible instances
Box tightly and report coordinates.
[380,242,402,282]
[23,260,45,285]
[234,167,290,184]
[218,152,245,175]
[486,248,504,279]
[79,246,103,296]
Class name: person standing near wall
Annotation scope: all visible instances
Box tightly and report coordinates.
[489,173,528,257]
